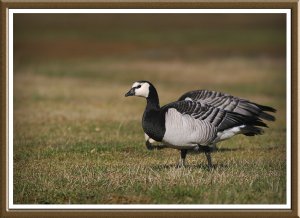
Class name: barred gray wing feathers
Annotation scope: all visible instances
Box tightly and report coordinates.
[178,90,276,121]
[162,100,266,132]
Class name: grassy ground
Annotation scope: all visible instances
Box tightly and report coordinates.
[13,14,286,204]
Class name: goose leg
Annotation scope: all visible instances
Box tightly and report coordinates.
[197,145,213,169]
[146,140,154,150]
[204,151,213,169]
[177,149,188,168]
[211,143,217,152]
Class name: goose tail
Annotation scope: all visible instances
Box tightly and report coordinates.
[242,125,265,136]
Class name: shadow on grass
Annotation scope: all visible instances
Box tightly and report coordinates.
[150,163,230,171]
[214,145,282,153]
[215,147,244,152]
[184,147,244,155]
[192,163,230,170]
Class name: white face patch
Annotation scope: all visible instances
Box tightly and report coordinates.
[132,82,150,98]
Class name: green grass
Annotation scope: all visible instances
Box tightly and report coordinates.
[13,57,286,204]
[14,139,286,204]
[13,14,286,205]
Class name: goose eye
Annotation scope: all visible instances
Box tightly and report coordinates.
[136,85,141,89]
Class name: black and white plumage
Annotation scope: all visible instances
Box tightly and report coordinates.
[178,90,276,122]
[125,81,275,168]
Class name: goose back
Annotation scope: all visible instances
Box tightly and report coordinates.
[178,90,276,121]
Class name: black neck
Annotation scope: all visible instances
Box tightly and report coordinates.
[142,83,165,142]
[146,86,160,110]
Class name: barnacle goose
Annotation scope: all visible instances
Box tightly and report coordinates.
[125,81,275,168]
[145,89,276,152]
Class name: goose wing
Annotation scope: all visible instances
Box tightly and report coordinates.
[178,90,276,121]
[162,100,267,132]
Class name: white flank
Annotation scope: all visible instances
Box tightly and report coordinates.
[216,125,245,141]
[163,108,216,146]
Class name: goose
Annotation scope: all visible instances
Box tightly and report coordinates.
[145,89,276,151]
[125,81,274,168]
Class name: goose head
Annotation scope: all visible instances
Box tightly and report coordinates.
[125,81,160,107]
[125,81,152,98]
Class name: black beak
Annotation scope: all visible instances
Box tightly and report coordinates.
[125,88,135,97]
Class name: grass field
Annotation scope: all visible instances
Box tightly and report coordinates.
[13,13,286,204]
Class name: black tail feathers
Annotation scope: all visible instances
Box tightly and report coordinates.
[242,126,265,136]
[259,111,276,121]
[255,103,276,121]
[255,103,276,113]
[243,114,268,135]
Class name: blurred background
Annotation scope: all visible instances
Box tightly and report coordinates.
[13,13,287,204]
[13,13,286,108]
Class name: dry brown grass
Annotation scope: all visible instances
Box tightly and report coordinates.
[13,56,286,204]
